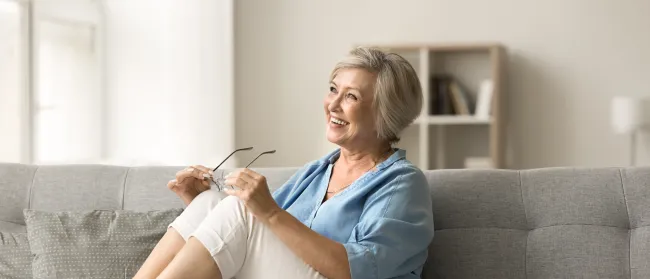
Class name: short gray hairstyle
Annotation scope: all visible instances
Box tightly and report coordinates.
[330,47,423,144]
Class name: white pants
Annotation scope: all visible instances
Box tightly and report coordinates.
[169,189,327,279]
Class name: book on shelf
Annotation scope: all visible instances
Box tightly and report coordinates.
[429,74,475,116]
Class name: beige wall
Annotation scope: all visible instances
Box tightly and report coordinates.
[235,0,650,169]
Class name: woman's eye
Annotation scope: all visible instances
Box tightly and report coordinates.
[346,93,357,100]
[329,86,337,93]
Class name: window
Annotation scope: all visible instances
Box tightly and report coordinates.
[0,0,104,164]
[0,0,24,163]
[34,18,102,164]
[1,0,236,166]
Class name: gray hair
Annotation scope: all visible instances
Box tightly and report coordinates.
[330,47,423,144]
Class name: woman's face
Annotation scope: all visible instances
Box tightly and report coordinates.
[324,68,378,149]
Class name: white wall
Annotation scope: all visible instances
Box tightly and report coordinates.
[235,0,650,169]
[105,0,235,167]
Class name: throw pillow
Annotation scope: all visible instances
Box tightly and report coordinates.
[0,232,32,279]
[24,208,183,279]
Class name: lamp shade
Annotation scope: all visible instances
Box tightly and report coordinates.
[611,96,643,134]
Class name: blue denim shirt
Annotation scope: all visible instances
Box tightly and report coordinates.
[272,148,435,279]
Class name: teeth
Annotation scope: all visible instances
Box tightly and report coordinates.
[331,117,348,125]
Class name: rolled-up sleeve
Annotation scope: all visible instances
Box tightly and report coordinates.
[343,170,434,279]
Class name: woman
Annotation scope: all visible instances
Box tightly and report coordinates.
[135,47,434,279]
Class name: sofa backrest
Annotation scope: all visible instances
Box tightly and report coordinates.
[421,167,649,279]
[0,163,297,233]
[1,163,649,278]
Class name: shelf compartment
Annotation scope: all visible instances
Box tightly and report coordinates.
[414,115,492,125]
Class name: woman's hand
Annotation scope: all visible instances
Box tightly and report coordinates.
[223,168,282,224]
[168,165,213,206]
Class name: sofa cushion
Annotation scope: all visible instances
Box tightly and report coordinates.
[521,168,629,228]
[426,169,527,230]
[24,208,182,279]
[631,226,650,277]
[122,167,185,212]
[0,163,37,228]
[424,228,527,278]
[526,225,630,278]
[0,232,32,279]
[30,165,129,212]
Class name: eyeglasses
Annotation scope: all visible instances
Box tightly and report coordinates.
[209,147,276,191]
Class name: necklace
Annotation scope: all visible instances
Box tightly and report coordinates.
[326,147,393,194]
[326,163,377,194]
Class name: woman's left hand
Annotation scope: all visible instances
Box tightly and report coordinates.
[224,168,282,224]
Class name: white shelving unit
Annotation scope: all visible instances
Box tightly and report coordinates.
[375,43,507,170]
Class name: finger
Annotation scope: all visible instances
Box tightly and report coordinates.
[242,168,263,180]
[198,179,211,192]
[177,167,209,183]
[192,165,214,181]
[236,171,257,182]
[240,169,266,187]
[225,171,255,186]
[175,167,194,183]
[224,176,250,189]
[225,169,255,181]
[193,165,214,176]
[166,179,178,190]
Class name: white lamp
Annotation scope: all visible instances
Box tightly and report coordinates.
[611,96,645,166]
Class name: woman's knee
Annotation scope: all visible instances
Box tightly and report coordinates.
[191,189,228,209]
[207,195,249,221]
[169,189,228,240]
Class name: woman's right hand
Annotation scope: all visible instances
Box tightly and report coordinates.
[168,165,213,206]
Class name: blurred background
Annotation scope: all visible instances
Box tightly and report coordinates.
[1,0,649,169]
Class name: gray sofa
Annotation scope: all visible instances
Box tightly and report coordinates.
[1,163,649,278]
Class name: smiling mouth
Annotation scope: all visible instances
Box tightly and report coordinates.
[330,117,349,126]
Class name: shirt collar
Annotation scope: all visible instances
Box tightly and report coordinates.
[323,147,406,170]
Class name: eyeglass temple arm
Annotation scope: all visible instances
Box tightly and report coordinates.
[213,147,254,171]
[245,150,276,168]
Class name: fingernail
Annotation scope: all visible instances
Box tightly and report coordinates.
[209,170,214,175]
[202,173,210,179]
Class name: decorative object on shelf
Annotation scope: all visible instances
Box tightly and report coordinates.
[464,156,494,169]
[474,79,493,120]
[610,96,646,166]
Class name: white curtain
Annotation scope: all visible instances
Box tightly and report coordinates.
[104,0,235,167]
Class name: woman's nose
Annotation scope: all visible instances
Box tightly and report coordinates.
[328,95,342,112]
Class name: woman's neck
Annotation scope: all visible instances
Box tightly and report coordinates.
[337,143,392,172]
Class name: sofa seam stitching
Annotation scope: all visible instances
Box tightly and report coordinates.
[0,220,25,225]
[518,171,528,279]
[27,166,38,210]
[618,168,631,279]
[121,168,130,210]
[435,223,642,231]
